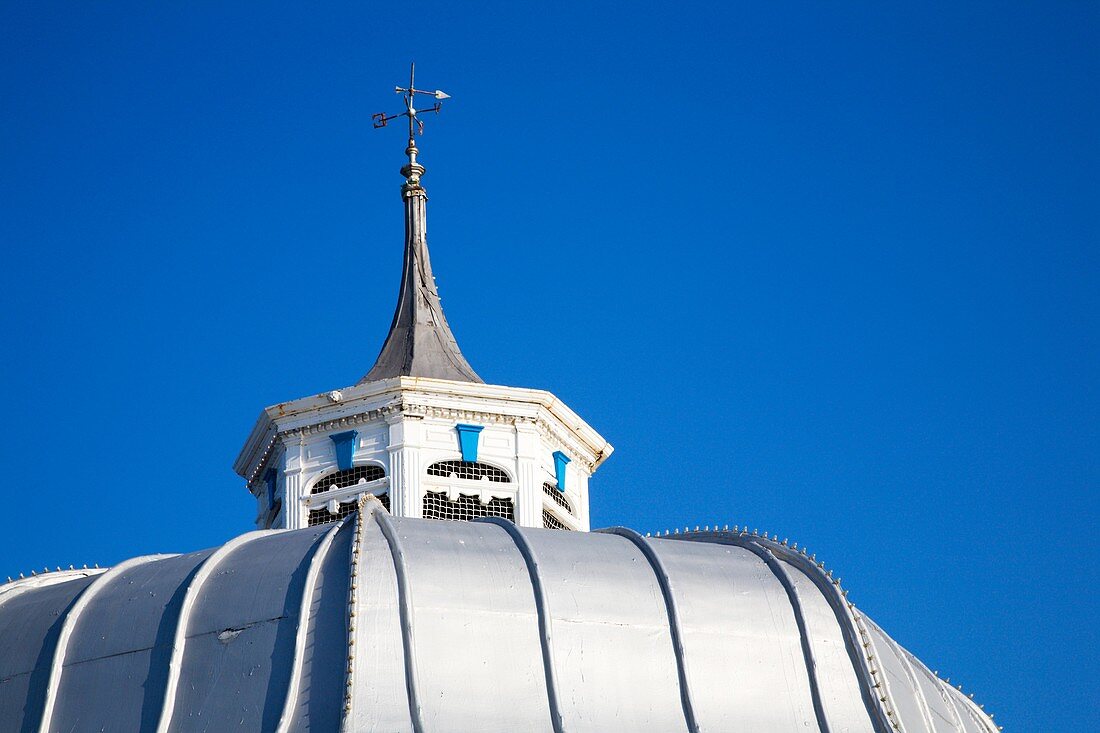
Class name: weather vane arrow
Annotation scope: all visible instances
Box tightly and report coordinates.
[372,62,450,138]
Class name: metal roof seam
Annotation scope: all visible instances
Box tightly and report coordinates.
[475,517,566,733]
[152,530,276,733]
[743,533,920,732]
[749,535,900,733]
[0,519,1002,731]
[935,665,998,733]
[743,539,832,733]
[872,621,937,733]
[595,527,701,733]
[939,675,970,732]
[858,614,910,733]
[34,553,173,733]
[275,519,349,733]
[369,500,425,733]
[902,648,967,733]
[939,669,996,733]
[898,654,938,733]
[951,686,999,733]
[666,530,894,733]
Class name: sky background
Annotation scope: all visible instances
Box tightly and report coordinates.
[1,2,1096,729]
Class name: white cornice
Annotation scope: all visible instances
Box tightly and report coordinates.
[234,377,613,485]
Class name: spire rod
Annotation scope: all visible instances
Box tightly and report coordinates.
[362,64,481,385]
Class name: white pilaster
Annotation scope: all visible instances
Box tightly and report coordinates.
[281,440,304,530]
[515,421,544,527]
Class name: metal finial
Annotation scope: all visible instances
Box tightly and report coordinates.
[372,62,450,183]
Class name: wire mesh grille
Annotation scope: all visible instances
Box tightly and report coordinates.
[422,490,515,522]
[542,482,573,514]
[310,465,386,495]
[542,509,571,530]
[426,460,510,483]
[308,492,390,527]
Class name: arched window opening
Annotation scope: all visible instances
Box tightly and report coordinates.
[310,465,386,495]
[542,482,573,515]
[426,460,510,483]
[308,493,390,527]
[542,510,571,530]
[422,490,514,522]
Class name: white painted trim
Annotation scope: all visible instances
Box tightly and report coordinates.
[235,377,612,484]
[304,478,391,508]
[420,482,518,504]
[302,460,390,496]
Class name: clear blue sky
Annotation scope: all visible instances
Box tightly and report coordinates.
[1,2,1096,729]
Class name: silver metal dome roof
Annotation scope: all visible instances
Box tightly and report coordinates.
[0,503,996,732]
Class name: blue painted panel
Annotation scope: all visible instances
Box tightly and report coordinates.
[553,451,571,492]
[455,424,484,462]
[330,430,358,471]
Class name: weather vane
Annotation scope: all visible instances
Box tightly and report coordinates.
[372,62,450,139]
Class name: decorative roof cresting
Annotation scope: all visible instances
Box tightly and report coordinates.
[362,63,482,384]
